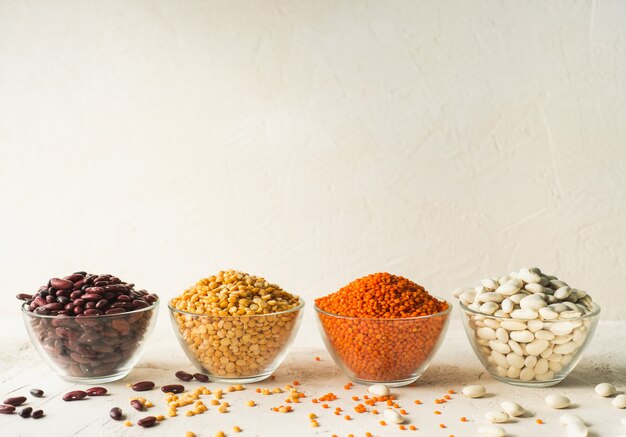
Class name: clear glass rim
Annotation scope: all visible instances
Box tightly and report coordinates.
[21,299,160,319]
[458,299,601,321]
[167,297,305,318]
[314,295,452,321]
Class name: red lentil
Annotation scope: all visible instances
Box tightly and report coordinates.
[537,419,544,424]
[315,273,449,380]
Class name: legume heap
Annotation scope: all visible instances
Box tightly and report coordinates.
[170,270,301,379]
[315,273,449,381]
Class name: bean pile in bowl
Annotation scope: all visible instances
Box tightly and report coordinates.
[315,273,451,387]
[455,267,600,387]
[168,270,304,383]
[18,272,159,383]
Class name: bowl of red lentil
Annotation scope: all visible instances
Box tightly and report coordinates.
[314,273,451,386]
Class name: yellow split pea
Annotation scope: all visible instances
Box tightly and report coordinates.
[170,270,301,378]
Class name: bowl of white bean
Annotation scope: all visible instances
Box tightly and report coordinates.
[455,267,601,387]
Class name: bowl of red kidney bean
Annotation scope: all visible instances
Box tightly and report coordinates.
[18,272,159,383]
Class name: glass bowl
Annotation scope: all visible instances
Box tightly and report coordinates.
[21,300,159,383]
[314,299,452,387]
[459,301,601,387]
[168,298,304,383]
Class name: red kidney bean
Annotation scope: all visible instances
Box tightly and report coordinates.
[175,370,194,382]
[30,388,44,397]
[193,373,209,383]
[4,396,27,406]
[109,407,123,420]
[130,399,144,411]
[137,416,157,428]
[64,274,84,283]
[51,278,74,290]
[161,384,184,394]
[19,407,33,418]
[32,409,44,419]
[131,381,155,391]
[86,387,107,396]
[105,308,125,315]
[83,309,103,316]
[0,404,16,414]
[62,390,87,401]
[16,293,33,301]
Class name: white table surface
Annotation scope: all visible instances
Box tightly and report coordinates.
[1,312,625,437]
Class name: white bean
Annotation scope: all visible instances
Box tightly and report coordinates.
[506,353,525,369]
[477,327,497,340]
[594,382,615,397]
[511,309,539,320]
[485,410,509,423]
[519,366,535,381]
[520,295,547,311]
[368,384,390,397]
[526,339,550,356]
[383,408,404,424]
[496,283,520,296]
[462,385,486,398]
[510,330,534,343]
[480,302,499,315]
[501,401,524,417]
[501,320,527,331]
[534,357,549,375]
[496,328,509,343]
[545,394,571,409]
[613,394,626,409]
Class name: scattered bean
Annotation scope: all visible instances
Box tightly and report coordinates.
[86,387,107,396]
[383,408,404,424]
[0,404,16,414]
[175,371,194,382]
[109,407,123,420]
[612,394,626,409]
[19,407,33,418]
[161,384,185,394]
[62,390,87,401]
[501,401,524,417]
[132,381,155,392]
[595,383,616,397]
[193,373,209,383]
[32,409,44,419]
[3,396,27,406]
[137,416,157,428]
[130,400,145,411]
[29,389,44,398]
[367,384,390,397]
[462,385,486,398]
[485,410,509,423]
[545,394,571,409]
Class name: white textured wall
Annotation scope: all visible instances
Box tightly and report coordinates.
[1,1,625,320]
